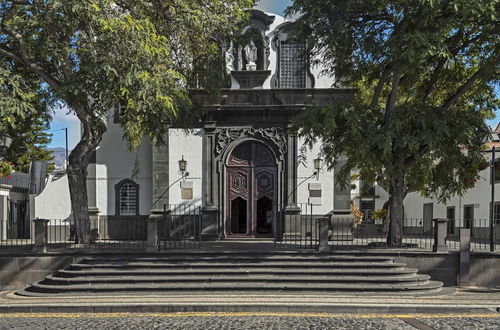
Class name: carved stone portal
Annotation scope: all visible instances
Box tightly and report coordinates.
[215,127,287,157]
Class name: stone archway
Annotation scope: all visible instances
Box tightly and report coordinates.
[225,141,277,237]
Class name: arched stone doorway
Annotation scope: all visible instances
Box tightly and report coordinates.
[226,141,277,237]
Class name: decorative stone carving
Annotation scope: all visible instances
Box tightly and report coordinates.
[244,40,258,71]
[215,128,287,157]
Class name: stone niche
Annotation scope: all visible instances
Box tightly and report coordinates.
[226,10,275,89]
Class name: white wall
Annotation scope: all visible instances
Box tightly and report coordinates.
[34,173,72,220]
[405,154,495,227]
[296,138,335,214]
[94,116,153,216]
[168,129,203,206]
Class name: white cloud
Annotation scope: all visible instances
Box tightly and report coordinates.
[254,0,291,16]
[52,104,79,122]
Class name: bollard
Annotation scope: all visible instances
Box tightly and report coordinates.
[145,217,161,253]
[317,217,330,252]
[33,218,49,253]
[459,228,471,287]
[433,218,449,252]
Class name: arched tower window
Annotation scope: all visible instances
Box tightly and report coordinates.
[279,41,306,88]
[115,179,139,216]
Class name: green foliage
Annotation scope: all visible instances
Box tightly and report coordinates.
[3,112,54,173]
[0,62,54,173]
[0,0,253,150]
[0,160,14,178]
[289,0,499,203]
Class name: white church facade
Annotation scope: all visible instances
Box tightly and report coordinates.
[32,10,498,241]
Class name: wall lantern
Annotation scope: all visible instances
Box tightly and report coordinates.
[178,155,188,173]
[313,157,323,179]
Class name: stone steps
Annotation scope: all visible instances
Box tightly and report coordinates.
[56,268,420,277]
[68,262,407,269]
[44,274,430,284]
[17,252,445,296]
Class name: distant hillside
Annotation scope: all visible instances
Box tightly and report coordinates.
[48,147,68,169]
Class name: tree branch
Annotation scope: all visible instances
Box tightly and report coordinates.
[383,69,401,126]
[0,46,61,91]
[0,4,62,91]
[371,67,390,108]
[441,66,486,109]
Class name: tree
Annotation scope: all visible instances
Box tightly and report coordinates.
[287,0,499,246]
[0,63,54,172]
[4,113,54,173]
[0,0,252,243]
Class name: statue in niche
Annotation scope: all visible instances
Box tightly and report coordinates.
[225,42,235,73]
[244,40,258,71]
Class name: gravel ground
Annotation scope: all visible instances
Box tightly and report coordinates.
[0,315,415,330]
[416,317,500,330]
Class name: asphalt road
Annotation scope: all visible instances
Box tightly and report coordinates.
[0,312,499,330]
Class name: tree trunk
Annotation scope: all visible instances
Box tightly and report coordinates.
[67,110,106,244]
[67,162,91,244]
[387,172,405,247]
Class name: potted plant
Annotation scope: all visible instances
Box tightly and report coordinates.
[0,160,14,179]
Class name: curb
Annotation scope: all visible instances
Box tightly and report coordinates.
[0,303,497,314]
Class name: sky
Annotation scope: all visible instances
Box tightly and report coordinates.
[46,0,499,149]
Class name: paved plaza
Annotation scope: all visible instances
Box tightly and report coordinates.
[1,312,500,330]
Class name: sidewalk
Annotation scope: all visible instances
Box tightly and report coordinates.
[1,287,499,314]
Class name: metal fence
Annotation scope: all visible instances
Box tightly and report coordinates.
[0,197,32,250]
[445,218,499,251]
[275,203,318,249]
[46,217,146,250]
[158,204,202,250]
[328,217,435,250]
[0,218,33,250]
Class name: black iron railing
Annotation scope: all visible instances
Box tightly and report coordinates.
[46,217,146,250]
[158,204,202,250]
[275,203,318,249]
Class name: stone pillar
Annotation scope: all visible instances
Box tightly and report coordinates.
[433,218,449,252]
[285,129,298,207]
[201,123,219,239]
[317,217,330,252]
[146,216,161,252]
[0,184,12,241]
[33,218,49,253]
[87,155,100,223]
[151,138,169,213]
[333,156,351,214]
[459,228,471,287]
[202,122,217,208]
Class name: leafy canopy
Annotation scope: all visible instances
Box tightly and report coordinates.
[288,0,499,202]
[0,0,253,150]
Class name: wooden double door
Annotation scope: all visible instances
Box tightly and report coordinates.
[226,141,277,237]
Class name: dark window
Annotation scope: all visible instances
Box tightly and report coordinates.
[360,200,375,222]
[446,206,455,234]
[279,41,305,88]
[113,104,126,124]
[494,202,500,225]
[115,179,139,216]
[464,205,474,229]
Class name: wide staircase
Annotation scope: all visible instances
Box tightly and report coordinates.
[17,252,444,296]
